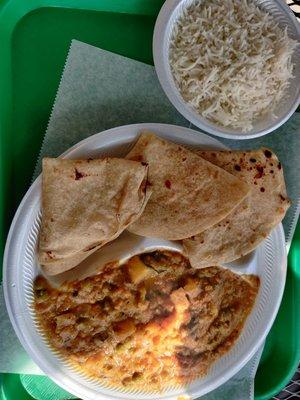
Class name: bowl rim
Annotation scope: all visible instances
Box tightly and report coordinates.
[153,0,300,140]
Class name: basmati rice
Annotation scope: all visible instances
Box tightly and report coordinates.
[169,0,298,132]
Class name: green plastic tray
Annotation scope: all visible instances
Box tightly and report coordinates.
[0,0,299,399]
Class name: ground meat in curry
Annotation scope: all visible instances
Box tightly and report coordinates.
[34,251,259,390]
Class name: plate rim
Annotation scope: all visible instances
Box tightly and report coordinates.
[3,123,287,399]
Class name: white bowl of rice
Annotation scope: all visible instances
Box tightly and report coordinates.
[153,0,300,139]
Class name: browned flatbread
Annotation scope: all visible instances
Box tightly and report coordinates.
[38,157,150,275]
[183,148,290,268]
[126,132,250,240]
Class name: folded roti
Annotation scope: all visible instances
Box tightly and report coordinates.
[126,132,250,240]
[38,158,150,275]
[183,149,290,268]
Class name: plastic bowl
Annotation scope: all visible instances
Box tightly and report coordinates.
[153,0,300,140]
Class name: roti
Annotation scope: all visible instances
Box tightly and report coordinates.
[183,148,290,268]
[38,157,150,275]
[126,132,250,240]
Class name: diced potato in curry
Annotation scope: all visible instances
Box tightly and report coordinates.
[33,251,259,390]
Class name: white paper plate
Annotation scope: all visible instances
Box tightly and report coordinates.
[153,0,300,139]
[3,123,287,400]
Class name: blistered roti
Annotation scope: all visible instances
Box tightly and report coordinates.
[126,132,250,240]
[38,157,150,275]
[183,148,290,268]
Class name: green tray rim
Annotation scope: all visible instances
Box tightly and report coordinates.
[0,0,299,399]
